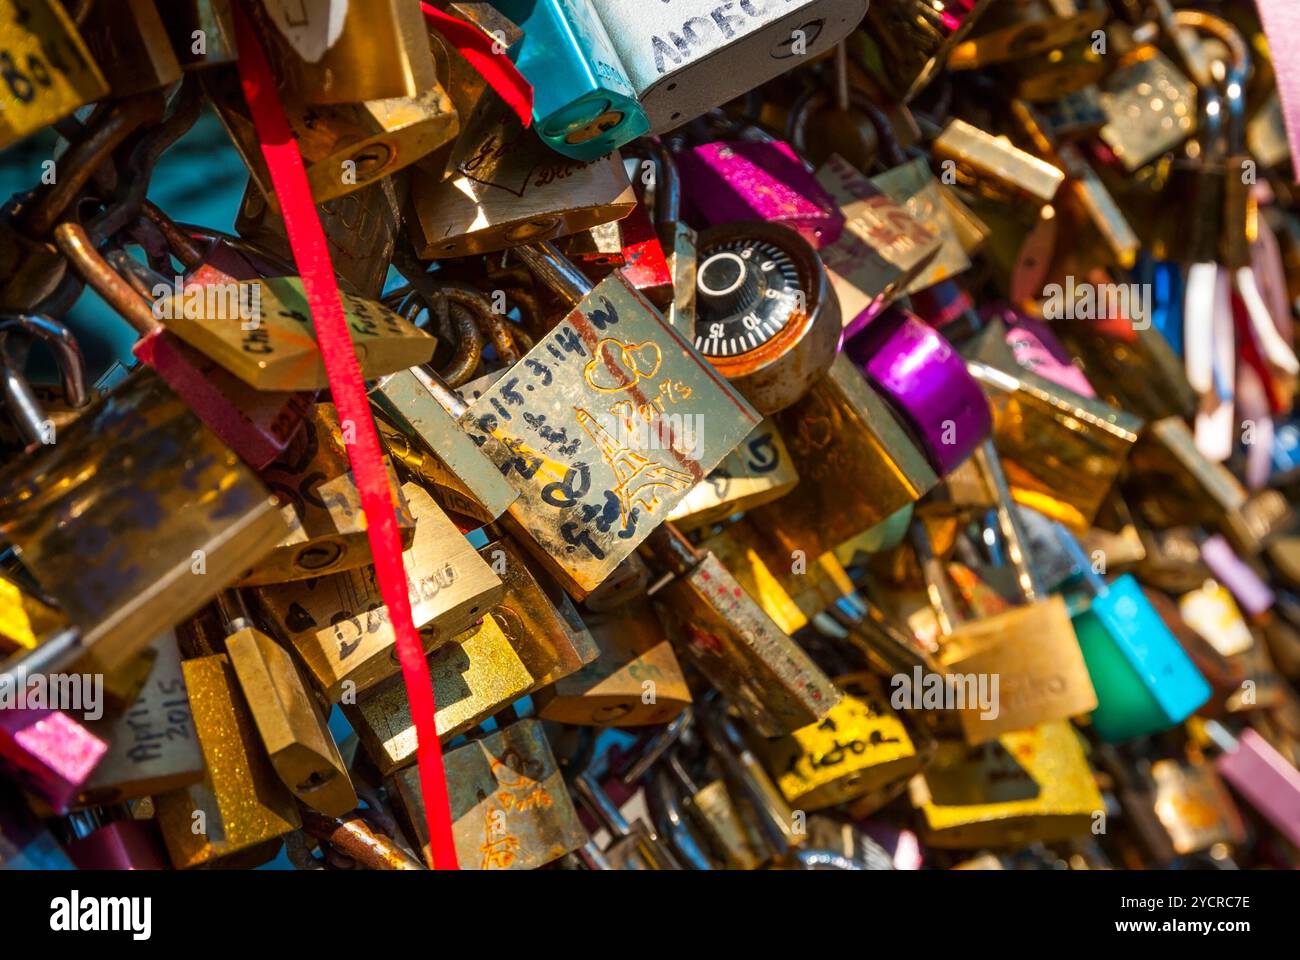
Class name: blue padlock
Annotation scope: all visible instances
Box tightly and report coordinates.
[492,0,649,161]
[1055,524,1210,741]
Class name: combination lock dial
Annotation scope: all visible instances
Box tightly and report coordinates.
[694,221,840,414]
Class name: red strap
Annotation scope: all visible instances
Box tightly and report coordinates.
[422,2,533,129]
[232,4,458,870]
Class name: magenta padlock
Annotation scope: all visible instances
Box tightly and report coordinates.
[63,812,169,870]
[985,307,1098,399]
[0,708,106,811]
[677,140,844,249]
[843,305,990,473]
[1210,723,1300,850]
[1199,535,1275,616]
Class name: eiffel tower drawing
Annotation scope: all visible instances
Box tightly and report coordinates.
[575,407,693,530]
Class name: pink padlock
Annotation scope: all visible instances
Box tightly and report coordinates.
[677,139,844,249]
[0,707,106,812]
[1211,724,1300,850]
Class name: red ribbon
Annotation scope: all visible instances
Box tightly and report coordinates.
[231,4,458,869]
[421,2,533,129]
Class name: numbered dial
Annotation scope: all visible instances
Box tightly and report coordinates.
[692,222,840,415]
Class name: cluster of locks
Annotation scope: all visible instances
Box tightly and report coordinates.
[1,0,1299,873]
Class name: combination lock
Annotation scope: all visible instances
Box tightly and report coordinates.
[694,221,841,414]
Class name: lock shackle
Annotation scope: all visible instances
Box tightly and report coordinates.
[972,440,1043,603]
[647,141,682,226]
[389,252,485,387]
[178,223,297,278]
[645,765,715,871]
[513,241,591,306]
[573,771,633,839]
[696,705,797,858]
[440,283,528,366]
[18,93,167,239]
[908,516,961,637]
[216,589,254,636]
[53,222,158,336]
[299,808,425,870]
[619,708,693,786]
[0,314,89,411]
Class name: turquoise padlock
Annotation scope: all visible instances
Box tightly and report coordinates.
[492,0,649,161]
[1055,524,1210,741]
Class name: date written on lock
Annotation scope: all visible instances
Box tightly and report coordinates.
[459,273,760,597]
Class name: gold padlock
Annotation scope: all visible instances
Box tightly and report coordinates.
[78,0,182,96]
[0,573,62,654]
[533,597,692,727]
[154,654,301,868]
[222,593,357,817]
[392,718,588,870]
[0,369,289,678]
[161,0,238,72]
[665,420,799,532]
[341,613,532,776]
[1149,757,1247,856]
[251,481,503,701]
[239,402,416,586]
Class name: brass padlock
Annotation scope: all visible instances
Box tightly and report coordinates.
[0,369,288,678]
[243,0,437,105]
[478,539,598,693]
[854,0,994,103]
[459,246,761,599]
[239,402,415,586]
[222,593,357,817]
[748,353,939,563]
[392,718,587,869]
[251,480,503,701]
[947,0,1107,70]
[409,94,636,259]
[0,573,62,655]
[78,0,182,96]
[370,366,518,526]
[909,720,1103,849]
[0,0,108,151]
[533,597,692,728]
[78,632,204,806]
[645,523,841,738]
[1148,756,1247,856]
[341,613,532,776]
[1098,45,1197,172]
[666,419,799,532]
[154,654,301,868]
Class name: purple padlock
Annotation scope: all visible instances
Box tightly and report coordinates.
[843,305,990,473]
[982,305,1098,398]
[677,139,844,249]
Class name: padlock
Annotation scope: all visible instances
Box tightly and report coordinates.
[853,0,993,103]
[242,0,437,105]
[391,718,588,869]
[154,654,301,868]
[0,313,91,449]
[573,771,681,870]
[55,220,312,469]
[408,92,636,259]
[755,673,921,812]
[59,808,169,870]
[238,402,416,586]
[1207,721,1300,851]
[491,0,647,160]
[235,176,401,301]
[204,64,459,212]
[1052,521,1212,742]
[785,43,885,173]
[747,352,939,563]
[78,631,204,806]
[1097,44,1197,173]
[0,369,289,678]
[370,366,519,526]
[909,720,1104,849]
[666,419,799,531]
[843,305,990,473]
[947,0,1107,70]
[911,472,1098,747]
[1002,41,1107,104]
[251,480,504,702]
[677,136,844,250]
[984,306,1097,398]
[595,0,868,135]
[533,597,691,727]
[868,157,975,295]
[160,0,238,71]
[0,572,62,654]
[477,538,598,693]
[932,118,1066,211]
[1147,756,1247,856]
[1178,579,1255,659]
[152,272,438,392]
[644,522,841,737]
[458,243,761,599]
[632,142,693,324]
[342,612,531,776]
[964,355,1142,533]
[0,686,106,812]
[691,220,840,414]
[0,0,108,151]
[220,592,357,817]
[813,154,941,328]
[78,0,182,95]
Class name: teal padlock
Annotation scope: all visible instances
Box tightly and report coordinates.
[1055,524,1211,741]
[492,0,649,161]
